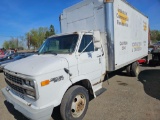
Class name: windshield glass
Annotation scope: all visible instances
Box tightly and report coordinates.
[38,34,79,54]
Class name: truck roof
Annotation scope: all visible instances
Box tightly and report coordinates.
[62,0,148,18]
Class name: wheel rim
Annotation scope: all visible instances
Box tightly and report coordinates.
[136,66,140,76]
[71,94,86,118]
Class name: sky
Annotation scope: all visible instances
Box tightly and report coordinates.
[0,0,160,48]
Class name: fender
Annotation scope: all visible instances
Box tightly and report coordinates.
[52,80,72,107]
[70,74,91,84]
[54,74,95,107]
[70,75,103,98]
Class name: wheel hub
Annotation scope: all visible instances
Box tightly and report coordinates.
[71,94,86,118]
[77,100,85,112]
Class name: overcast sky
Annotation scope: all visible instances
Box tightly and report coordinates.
[0,0,160,48]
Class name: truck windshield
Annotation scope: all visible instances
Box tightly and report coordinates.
[38,34,79,54]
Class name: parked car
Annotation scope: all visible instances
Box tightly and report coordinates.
[148,48,153,54]
[149,48,160,66]
[0,49,5,55]
[0,53,19,62]
[152,42,160,51]
[153,41,160,46]
[0,50,15,58]
[0,53,33,71]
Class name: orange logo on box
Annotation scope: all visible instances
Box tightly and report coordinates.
[117,9,129,27]
[118,10,128,24]
[143,22,147,31]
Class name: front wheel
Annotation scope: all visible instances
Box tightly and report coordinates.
[60,85,89,120]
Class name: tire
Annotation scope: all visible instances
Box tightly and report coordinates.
[126,65,131,76]
[144,56,149,65]
[60,85,89,120]
[131,62,140,77]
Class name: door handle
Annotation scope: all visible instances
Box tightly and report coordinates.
[97,55,101,57]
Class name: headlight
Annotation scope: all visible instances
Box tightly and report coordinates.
[29,81,34,87]
[25,80,30,85]
[24,80,34,88]
[26,90,35,98]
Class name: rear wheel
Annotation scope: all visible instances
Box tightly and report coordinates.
[126,65,131,76]
[131,62,140,77]
[144,56,149,65]
[60,85,89,120]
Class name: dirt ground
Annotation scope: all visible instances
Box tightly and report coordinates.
[0,63,160,120]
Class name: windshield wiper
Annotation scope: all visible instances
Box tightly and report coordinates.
[43,51,57,55]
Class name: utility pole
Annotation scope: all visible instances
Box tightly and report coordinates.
[27,33,31,50]
[16,38,19,49]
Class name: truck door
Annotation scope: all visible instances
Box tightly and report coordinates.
[77,35,102,83]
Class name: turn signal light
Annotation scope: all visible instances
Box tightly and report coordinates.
[104,0,114,3]
[41,80,50,86]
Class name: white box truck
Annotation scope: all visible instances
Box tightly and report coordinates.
[2,0,149,120]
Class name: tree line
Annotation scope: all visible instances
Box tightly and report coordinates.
[2,25,55,50]
[2,28,160,50]
[150,30,160,43]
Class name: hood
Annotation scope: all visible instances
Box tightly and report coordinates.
[4,54,69,76]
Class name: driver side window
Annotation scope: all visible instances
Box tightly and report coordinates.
[79,35,94,53]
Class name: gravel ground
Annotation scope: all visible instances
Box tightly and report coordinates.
[0,60,160,120]
[84,65,160,120]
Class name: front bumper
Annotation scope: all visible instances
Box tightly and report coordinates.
[1,88,54,120]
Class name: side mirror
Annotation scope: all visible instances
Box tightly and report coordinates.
[93,31,101,42]
[94,41,101,49]
[93,31,101,49]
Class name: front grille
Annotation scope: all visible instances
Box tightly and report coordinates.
[4,71,37,99]
[5,73,23,85]
[5,79,25,94]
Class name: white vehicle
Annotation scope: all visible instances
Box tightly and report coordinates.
[2,0,148,120]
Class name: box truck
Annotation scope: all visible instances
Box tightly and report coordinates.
[2,0,148,120]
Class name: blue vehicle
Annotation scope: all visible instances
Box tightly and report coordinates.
[0,53,20,62]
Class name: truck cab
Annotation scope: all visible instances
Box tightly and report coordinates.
[2,31,106,120]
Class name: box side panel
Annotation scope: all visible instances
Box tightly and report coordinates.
[113,0,148,69]
[60,0,106,33]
